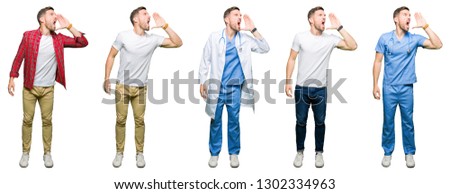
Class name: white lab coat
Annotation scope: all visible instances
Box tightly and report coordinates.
[199,29,270,118]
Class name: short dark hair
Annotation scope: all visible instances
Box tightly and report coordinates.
[393,6,409,19]
[130,6,146,26]
[393,6,409,24]
[223,6,240,24]
[37,6,54,25]
[307,6,324,23]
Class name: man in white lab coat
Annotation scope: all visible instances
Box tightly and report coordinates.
[199,6,270,168]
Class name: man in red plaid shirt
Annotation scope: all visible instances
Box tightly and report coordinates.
[7,6,88,168]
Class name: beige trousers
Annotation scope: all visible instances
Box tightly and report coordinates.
[22,86,54,154]
[115,84,147,153]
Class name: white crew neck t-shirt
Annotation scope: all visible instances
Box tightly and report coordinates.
[113,30,165,87]
[34,35,57,87]
[291,31,341,88]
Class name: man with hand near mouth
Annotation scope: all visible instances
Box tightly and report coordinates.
[104,6,182,168]
[8,6,88,168]
[285,6,357,168]
[373,6,442,168]
[199,6,270,168]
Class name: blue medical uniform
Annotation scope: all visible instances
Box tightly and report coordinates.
[209,34,245,156]
[375,31,426,156]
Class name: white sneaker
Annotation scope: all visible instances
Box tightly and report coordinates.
[382,155,392,167]
[43,153,53,168]
[208,156,219,168]
[112,152,123,168]
[293,151,304,168]
[405,154,415,168]
[315,152,324,168]
[136,153,146,168]
[230,155,239,168]
[19,152,29,168]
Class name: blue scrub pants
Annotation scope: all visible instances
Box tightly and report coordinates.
[209,85,241,156]
[382,84,415,156]
[294,86,327,152]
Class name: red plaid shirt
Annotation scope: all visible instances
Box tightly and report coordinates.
[10,28,88,90]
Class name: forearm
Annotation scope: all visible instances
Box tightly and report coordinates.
[286,59,295,82]
[164,26,183,47]
[424,27,443,48]
[251,30,263,40]
[104,57,114,80]
[339,28,357,50]
[68,26,82,37]
[372,62,381,87]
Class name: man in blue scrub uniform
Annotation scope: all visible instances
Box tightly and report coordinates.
[372,6,442,168]
[199,6,270,168]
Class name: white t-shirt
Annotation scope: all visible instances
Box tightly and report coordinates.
[113,30,165,86]
[34,35,57,87]
[291,31,341,87]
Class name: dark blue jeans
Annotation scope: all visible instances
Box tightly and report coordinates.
[294,86,327,152]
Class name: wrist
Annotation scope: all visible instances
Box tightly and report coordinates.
[162,23,169,30]
[67,23,73,30]
[251,27,257,33]
[286,79,293,84]
[422,24,429,30]
[337,25,343,31]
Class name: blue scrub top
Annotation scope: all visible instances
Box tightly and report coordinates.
[222,33,245,86]
[375,31,427,85]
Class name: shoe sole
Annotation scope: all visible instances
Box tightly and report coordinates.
[45,164,53,168]
[293,162,302,168]
[137,164,146,168]
[19,164,28,168]
[230,164,239,168]
[315,164,324,168]
[113,163,121,168]
[209,164,217,168]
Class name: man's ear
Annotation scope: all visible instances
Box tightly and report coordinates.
[39,16,44,24]
[308,17,313,24]
[394,17,398,24]
[224,17,229,25]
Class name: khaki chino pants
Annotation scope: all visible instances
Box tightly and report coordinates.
[115,84,147,153]
[22,86,54,154]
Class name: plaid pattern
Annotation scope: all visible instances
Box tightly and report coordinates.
[10,28,88,89]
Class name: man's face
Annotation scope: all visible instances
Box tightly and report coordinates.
[40,10,57,32]
[225,10,242,31]
[395,10,411,31]
[135,9,151,31]
[310,10,326,32]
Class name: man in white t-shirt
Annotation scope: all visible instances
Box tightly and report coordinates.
[285,6,357,168]
[103,6,182,168]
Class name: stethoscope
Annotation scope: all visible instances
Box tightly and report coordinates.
[386,31,412,55]
[219,29,243,54]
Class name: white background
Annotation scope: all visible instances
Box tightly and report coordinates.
[0,0,448,193]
